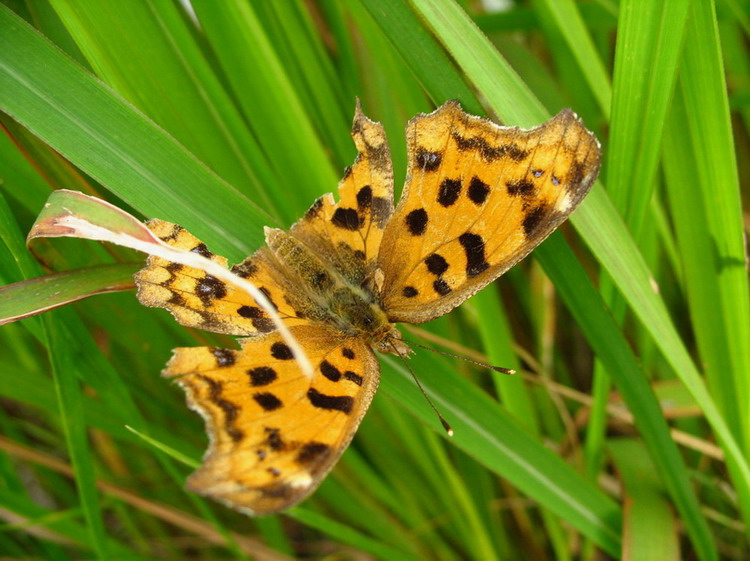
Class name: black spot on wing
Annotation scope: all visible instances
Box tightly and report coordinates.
[238,305,263,318]
[414,147,442,171]
[216,400,239,425]
[425,253,449,275]
[307,388,353,414]
[433,279,451,295]
[370,197,392,228]
[217,402,243,442]
[198,376,244,442]
[344,371,363,386]
[566,160,586,191]
[231,259,257,278]
[305,197,324,220]
[159,223,183,242]
[195,275,227,306]
[200,375,222,400]
[271,342,293,360]
[459,232,490,277]
[405,208,428,235]
[254,392,283,411]
[210,348,236,367]
[296,442,330,465]
[356,185,372,208]
[258,287,278,311]
[506,178,535,197]
[523,204,549,238]
[260,484,294,499]
[452,132,529,162]
[342,348,355,359]
[500,144,529,162]
[402,286,418,298]
[167,292,186,306]
[320,360,342,382]
[264,427,285,450]
[467,177,490,205]
[251,318,276,333]
[437,178,462,207]
[248,366,277,387]
[331,207,362,230]
[191,243,213,259]
[165,262,183,275]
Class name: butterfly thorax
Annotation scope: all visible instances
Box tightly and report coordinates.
[265,227,405,352]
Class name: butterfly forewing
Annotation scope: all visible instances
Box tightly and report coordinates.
[290,101,394,285]
[378,102,601,323]
[166,325,379,515]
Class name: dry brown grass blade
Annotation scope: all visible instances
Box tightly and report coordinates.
[0,436,296,561]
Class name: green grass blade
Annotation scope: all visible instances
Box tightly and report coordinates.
[43,311,108,559]
[49,0,279,214]
[537,232,718,561]
[376,1,719,557]
[407,0,546,126]
[679,0,750,446]
[581,0,690,545]
[606,0,689,227]
[0,5,270,262]
[609,439,680,561]
[532,0,612,117]
[381,349,622,555]
[290,508,425,561]
[190,0,339,219]
[361,0,480,113]
[0,264,137,324]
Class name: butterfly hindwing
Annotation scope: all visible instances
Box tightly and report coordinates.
[378,101,601,323]
[164,324,379,515]
[135,219,308,336]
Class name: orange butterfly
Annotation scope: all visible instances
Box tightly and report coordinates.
[135,101,601,514]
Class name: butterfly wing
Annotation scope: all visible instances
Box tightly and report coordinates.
[164,324,379,514]
[289,101,394,285]
[136,102,394,334]
[136,104,396,515]
[135,219,308,336]
[378,101,601,323]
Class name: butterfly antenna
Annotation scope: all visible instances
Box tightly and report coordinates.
[388,340,454,437]
[406,340,516,375]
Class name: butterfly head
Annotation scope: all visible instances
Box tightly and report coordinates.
[328,286,393,339]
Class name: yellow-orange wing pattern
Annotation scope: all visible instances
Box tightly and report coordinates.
[378,101,601,323]
[164,325,379,515]
[132,100,601,516]
[290,102,394,285]
[135,219,307,336]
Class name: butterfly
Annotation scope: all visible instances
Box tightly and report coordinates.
[135,100,601,515]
